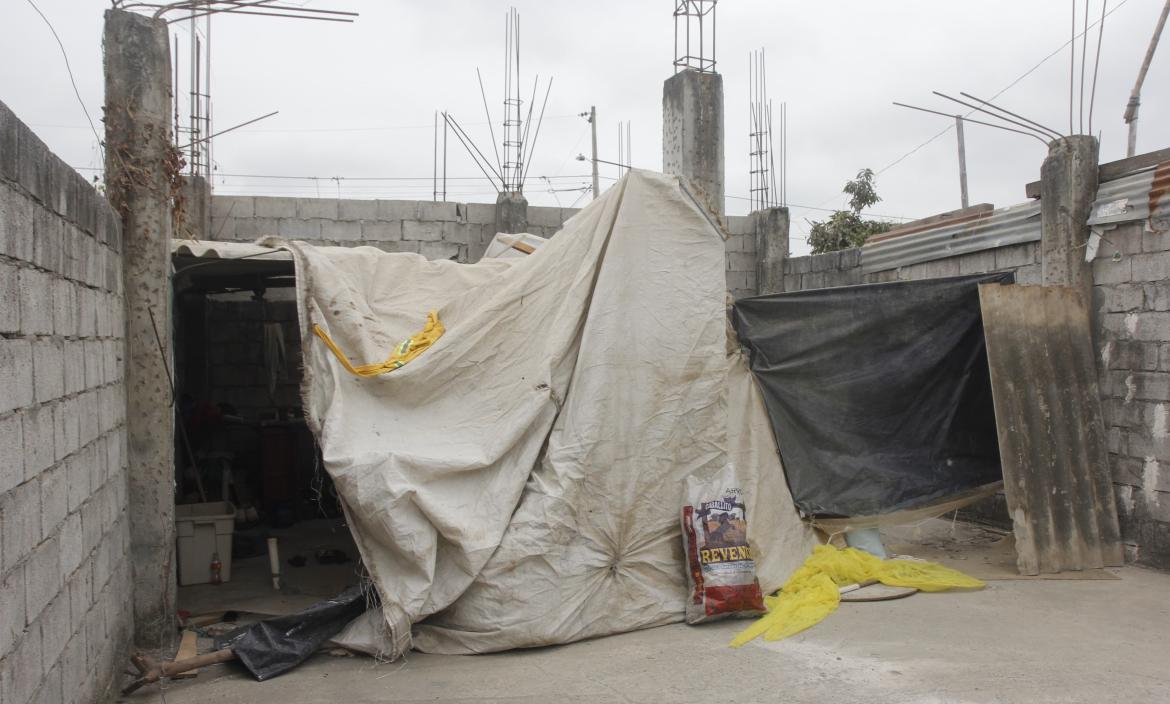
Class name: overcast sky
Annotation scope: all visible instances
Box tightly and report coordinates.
[3,0,1168,255]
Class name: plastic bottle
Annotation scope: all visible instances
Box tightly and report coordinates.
[210,552,223,585]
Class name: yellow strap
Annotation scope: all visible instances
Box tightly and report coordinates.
[313,311,445,377]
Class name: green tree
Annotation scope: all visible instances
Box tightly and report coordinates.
[807,168,894,254]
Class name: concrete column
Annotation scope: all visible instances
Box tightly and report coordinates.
[1040,136,1099,300]
[179,174,212,240]
[495,191,528,234]
[662,69,725,217]
[754,206,790,295]
[104,8,177,648]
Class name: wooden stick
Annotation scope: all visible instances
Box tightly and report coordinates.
[121,648,237,695]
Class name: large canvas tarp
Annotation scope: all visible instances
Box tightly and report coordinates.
[283,171,816,659]
[731,274,1009,519]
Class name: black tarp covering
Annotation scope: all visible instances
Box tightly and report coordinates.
[216,586,371,681]
[732,273,1010,518]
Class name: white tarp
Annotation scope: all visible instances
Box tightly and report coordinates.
[285,171,816,659]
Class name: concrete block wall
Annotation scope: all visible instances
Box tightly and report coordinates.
[1091,220,1170,568]
[0,102,133,704]
[724,215,756,299]
[210,196,576,264]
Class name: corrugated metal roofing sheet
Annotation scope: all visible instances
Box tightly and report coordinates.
[860,200,1041,275]
[171,239,291,261]
[1087,161,1170,229]
[979,283,1124,574]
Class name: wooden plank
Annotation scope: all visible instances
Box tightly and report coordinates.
[978,283,1124,575]
[172,630,200,679]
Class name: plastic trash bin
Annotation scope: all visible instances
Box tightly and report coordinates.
[176,501,236,586]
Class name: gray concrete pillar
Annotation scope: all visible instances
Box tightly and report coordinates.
[1040,136,1099,300]
[104,8,177,648]
[662,69,725,217]
[495,191,528,235]
[179,174,211,240]
[754,207,790,295]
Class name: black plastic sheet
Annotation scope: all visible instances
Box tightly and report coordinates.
[216,586,372,681]
[732,273,1009,518]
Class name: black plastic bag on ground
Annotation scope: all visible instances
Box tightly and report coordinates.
[215,586,373,681]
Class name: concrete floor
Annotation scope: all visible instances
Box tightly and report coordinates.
[132,562,1170,704]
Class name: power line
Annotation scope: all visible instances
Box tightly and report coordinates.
[24,0,103,159]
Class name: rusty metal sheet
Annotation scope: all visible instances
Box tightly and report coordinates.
[978,283,1123,575]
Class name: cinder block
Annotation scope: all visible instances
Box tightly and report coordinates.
[526,206,564,229]
[0,617,43,704]
[1130,312,1170,342]
[365,240,420,255]
[59,629,88,698]
[725,215,754,236]
[377,200,418,221]
[339,199,379,221]
[77,392,98,447]
[727,252,755,273]
[58,510,83,579]
[18,267,53,335]
[0,260,18,333]
[1129,252,1170,282]
[24,532,60,623]
[1106,284,1146,313]
[76,287,96,338]
[958,249,997,275]
[233,217,280,239]
[83,339,103,388]
[210,196,253,220]
[31,662,63,704]
[83,596,104,669]
[276,218,321,239]
[1014,264,1042,285]
[253,197,296,219]
[0,338,34,414]
[296,198,339,220]
[1108,340,1160,371]
[321,220,361,241]
[22,404,54,479]
[210,215,237,240]
[56,398,80,464]
[403,220,443,242]
[417,201,459,222]
[32,207,64,274]
[1127,371,1170,401]
[38,592,70,667]
[360,221,401,241]
[0,183,35,261]
[67,558,92,629]
[102,340,120,384]
[32,337,65,404]
[0,413,22,494]
[94,289,111,339]
[39,463,67,536]
[0,564,25,659]
[51,278,76,338]
[1142,229,1170,254]
[464,202,495,224]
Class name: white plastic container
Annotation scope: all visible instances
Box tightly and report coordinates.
[176,501,236,586]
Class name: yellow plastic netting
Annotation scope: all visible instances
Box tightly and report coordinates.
[313,311,445,377]
[729,544,985,648]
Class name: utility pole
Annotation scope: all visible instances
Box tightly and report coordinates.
[1125,0,1170,157]
[955,115,969,208]
[588,106,599,199]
